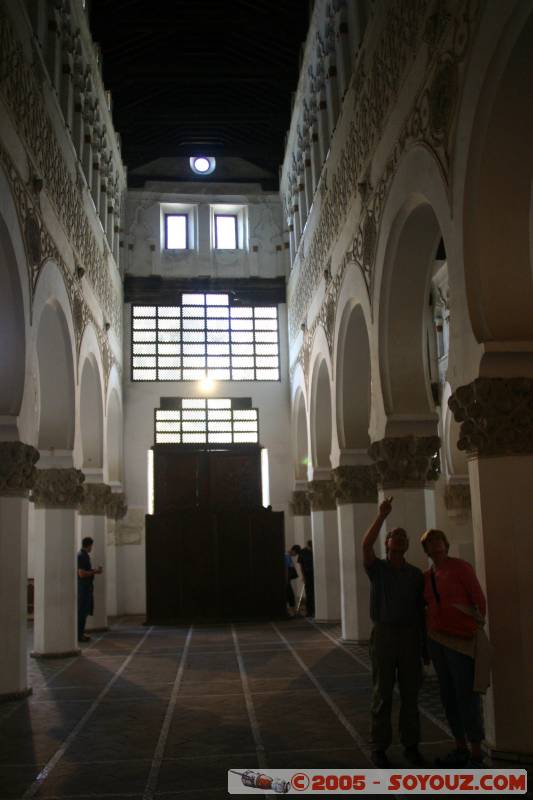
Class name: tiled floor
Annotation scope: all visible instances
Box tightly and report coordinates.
[0,617,529,798]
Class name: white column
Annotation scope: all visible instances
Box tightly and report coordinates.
[32,468,84,658]
[334,2,352,98]
[310,125,322,192]
[316,88,330,163]
[0,442,39,699]
[105,493,127,619]
[449,377,533,758]
[308,480,340,622]
[78,483,112,631]
[333,465,378,642]
[303,150,314,217]
[290,490,311,549]
[325,54,340,135]
[369,435,440,571]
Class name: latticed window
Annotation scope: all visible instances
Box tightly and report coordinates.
[154,398,259,444]
[131,294,279,381]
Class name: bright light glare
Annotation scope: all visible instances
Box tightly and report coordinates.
[199,375,216,392]
[166,215,187,248]
[193,157,210,173]
[216,215,237,249]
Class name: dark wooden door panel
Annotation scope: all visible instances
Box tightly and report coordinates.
[208,451,261,508]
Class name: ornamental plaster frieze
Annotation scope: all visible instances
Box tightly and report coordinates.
[444,482,471,512]
[0,442,40,497]
[331,465,378,505]
[106,492,128,521]
[307,479,337,511]
[369,435,440,489]
[290,490,311,517]
[0,5,122,337]
[448,378,533,458]
[0,140,120,397]
[287,0,483,342]
[32,468,85,509]
[79,482,112,516]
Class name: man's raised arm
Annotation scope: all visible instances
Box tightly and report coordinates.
[362,496,393,567]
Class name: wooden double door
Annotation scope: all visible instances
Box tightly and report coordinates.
[153,444,262,514]
[146,445,286,622]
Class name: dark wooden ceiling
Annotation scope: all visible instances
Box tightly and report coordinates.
[88,0,310,187]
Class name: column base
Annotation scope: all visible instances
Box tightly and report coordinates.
[487,746,533,765]
[85,626,109,633]
[313,617,341,624]
[30,649,80,659]
[0,687,32,703]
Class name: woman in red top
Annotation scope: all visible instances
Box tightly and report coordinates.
[421,528,487,767]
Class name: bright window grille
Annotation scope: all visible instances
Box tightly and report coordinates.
[215,214,237,249]
[155,399,259,444]
[165,214,188,249]
[132,294,279,382]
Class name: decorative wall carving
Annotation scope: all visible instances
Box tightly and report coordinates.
[307,479,337,511]
[290,490,311,516]
[288,0,483,381]
[444,482,471,512]
[332,465,378,504]
[0,4,122,336]
[106,492,128,520]
[448,378,533,457]
[369,435,440,488]
[79,482,112,515]
[0,140,120,395]
[0,441,40,496]
[32,468,85,509]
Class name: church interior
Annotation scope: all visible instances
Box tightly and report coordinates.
[1,0,533,796]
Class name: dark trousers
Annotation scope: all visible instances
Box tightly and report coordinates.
[286,580,295,608]
[304,574,314,616]
[429,638,484,743]
[370,623,422,750]
[78,588,93,639]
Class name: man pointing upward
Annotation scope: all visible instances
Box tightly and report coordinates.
[362,496,427,767]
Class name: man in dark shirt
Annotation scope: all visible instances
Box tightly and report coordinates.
[77,536,102,643]
[362,496,426,767]
[290,542,314,617]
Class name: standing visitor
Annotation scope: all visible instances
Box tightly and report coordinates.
[77,536,103,643]
[290,542,314,617]
[362,497,426,767]
[421,528,488,767]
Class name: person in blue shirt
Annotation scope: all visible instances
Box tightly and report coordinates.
[77,536,103,643]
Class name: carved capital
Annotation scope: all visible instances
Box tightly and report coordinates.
[0,442,40,497]
[332,465,378,504]
[290,490,310,516]
[307,479,336,511]
[106,492,127,520]
[444,483,471,513]
[79,483,112,515]
[448,378,533,457]
[32,468,85,509]
[369,436,440,488]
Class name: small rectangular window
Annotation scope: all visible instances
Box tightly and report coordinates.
[215,215,238,249]
[165,214,188,249]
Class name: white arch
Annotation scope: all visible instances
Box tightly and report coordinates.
[308,327,334,476]
[0,165,31,433]
[77,323,106,471]
[334,299,372,453]
[292,386,309,482]
[105,364,123,485]
[453,2,533,359]
[372,144,455,438]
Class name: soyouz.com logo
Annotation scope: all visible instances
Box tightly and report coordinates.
[227,768,527,794]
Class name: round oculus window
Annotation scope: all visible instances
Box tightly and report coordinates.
[190,156,216,175]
